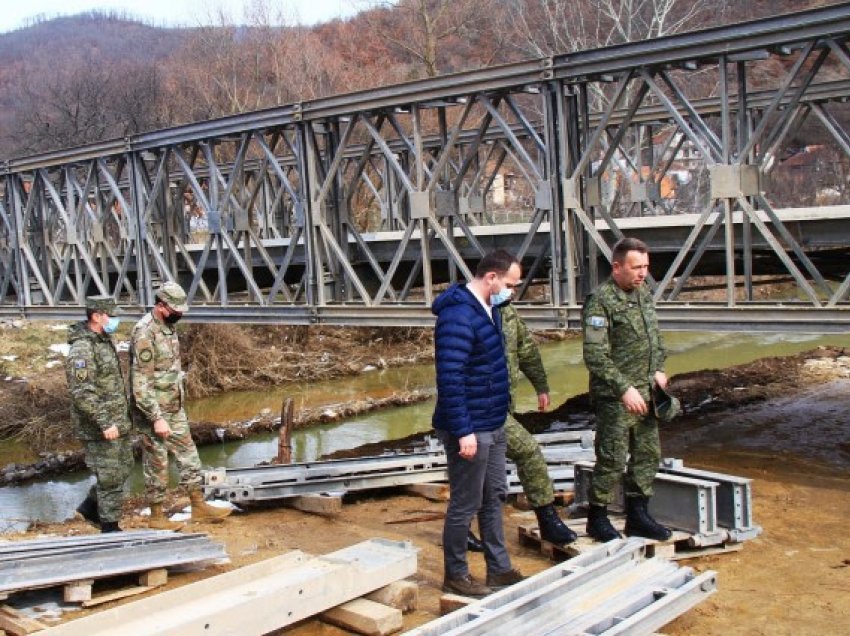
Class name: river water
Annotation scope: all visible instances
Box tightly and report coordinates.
[2,331,849,532]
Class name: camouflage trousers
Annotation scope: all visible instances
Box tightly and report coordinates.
[83,436,133,523]
[138,409,202,504]
[505,415,554,509]
[589,399,661,506]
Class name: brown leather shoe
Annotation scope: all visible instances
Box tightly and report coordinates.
[486,568,525,590]
[442,574,492,598]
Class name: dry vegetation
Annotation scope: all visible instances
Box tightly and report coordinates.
[181,324,432,397]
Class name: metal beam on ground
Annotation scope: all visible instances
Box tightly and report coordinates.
[573,461,723,542]
[658,460,761,541]
[0,531,227,594]
[403,539,717,636]
[204,432,594,504]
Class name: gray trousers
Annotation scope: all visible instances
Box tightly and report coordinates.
[438,427,512,579]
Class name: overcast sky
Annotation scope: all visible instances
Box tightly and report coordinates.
[0,0,362,33]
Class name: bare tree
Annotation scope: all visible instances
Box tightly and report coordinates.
[510,0,729,58]
[10,55,165,155]
[360,0,510,78]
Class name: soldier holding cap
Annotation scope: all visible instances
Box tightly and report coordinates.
[581,237,677,543]
[65,295,133,533]
[130,282,230,529]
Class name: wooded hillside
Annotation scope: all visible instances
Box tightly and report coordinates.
[0,0,828,159]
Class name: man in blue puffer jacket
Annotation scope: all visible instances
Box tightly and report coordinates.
[432,249,526,598]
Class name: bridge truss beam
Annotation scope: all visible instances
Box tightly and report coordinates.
[2,3,850,331]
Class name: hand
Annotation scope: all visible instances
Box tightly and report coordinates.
[654,371,668,390]
[458,433,477,459]
[621,386,648,415]
[537,392,550,412]
[153,418,171,439]
[103,425,119,441]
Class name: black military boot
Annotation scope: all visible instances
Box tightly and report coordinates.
[466,530,484,552]
[100,521,122,533]
[624,496,672,541]
[75,494,100,526]
[586,505,622,542]
[534,504,577,545]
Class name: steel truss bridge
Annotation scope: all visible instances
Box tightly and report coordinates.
[3,3,850,332]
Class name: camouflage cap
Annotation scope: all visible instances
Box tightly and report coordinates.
[85,295,119,315]
[156,281,189,313]
[653,385,681,422]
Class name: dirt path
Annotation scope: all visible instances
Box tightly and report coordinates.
[664,454,850,635]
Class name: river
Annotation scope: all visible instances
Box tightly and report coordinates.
[2,331,849,532]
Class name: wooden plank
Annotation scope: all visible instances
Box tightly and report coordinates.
[82,586,154,608]
[284,494,343,515]
[512,493,533,511]
[384,513,444,525]
[439,594,475,616]
[672,543,744,561]
[138,569,167,588]
[0,605,48,635]
[517,524,571,562]
[321,598,402,635]
[37,539,417,636]
[63,580,94,603]
[365,581,419,614]
[404,484,449,502]
[553,491,575,507]
[520,520,697,562]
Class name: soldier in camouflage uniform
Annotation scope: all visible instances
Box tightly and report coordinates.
[582,237,672,542]
[130,282,230,529]
[499,303,576,545]
[65,296,133,533]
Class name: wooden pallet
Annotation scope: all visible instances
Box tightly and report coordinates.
[3,567,169,607]
[518,515,738,562]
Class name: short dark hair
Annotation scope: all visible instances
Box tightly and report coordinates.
[86,308,98,321]
[612,237,648,264]
[474,249,519,278]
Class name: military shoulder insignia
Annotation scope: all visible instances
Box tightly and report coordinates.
[73,359,87,368]
[588,316,607,328]
[74,367,88,381]
[138,349,153,363]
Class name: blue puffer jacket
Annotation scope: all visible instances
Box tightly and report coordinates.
[431,283,510,438]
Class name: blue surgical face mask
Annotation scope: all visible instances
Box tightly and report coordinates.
[490,287,513,306]
[103,317,120,334]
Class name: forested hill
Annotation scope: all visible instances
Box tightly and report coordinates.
[0,0,827,159]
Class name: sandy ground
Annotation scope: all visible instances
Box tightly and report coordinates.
[44,447,849,635]
[10,351,850,634]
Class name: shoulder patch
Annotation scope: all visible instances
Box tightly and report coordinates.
[138,349,153,363]
[73,359,87,368]
[587,315,607,328]
[74,368,88,381]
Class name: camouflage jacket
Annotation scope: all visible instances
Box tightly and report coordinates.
[582,278,666,401]
[65,321,131,441]
[500,303,549,412]
[130,311,185,424]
